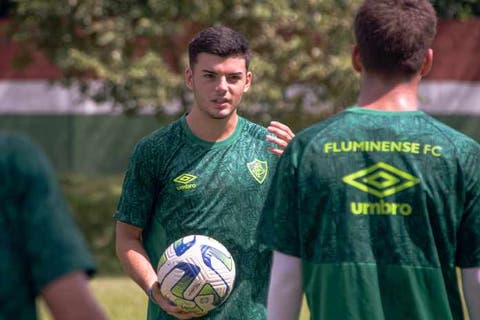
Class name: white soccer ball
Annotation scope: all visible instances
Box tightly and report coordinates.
[156,235,236,314]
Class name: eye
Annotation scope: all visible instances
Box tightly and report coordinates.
[227,75,242,82]
[203,73,216,79]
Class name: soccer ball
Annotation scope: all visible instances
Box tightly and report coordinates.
[156,235,236,314]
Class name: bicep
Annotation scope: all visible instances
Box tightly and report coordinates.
[116,220,143,240]
[115,221,149,264]
[115,220,143,253]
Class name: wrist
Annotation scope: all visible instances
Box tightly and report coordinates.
[148,283,157,303]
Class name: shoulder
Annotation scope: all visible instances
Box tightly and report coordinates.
[239,117,275,153]
[132,118,183,156]
[419,113,480,153]
[292,112,345,147]
[239,116,269,140]
[0,131,41,156]
[0,132,48,172]
[0,132,54,197]
[277,111,347,167]
[139,118,182,146]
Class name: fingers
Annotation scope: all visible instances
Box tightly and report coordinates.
[266,121,295,156]
[190,312,209,318]
[169,310,207,319]
[150,283,184,315]
[268,121,295,140]
[164,306,206,319]
[150,282,207,319]
[266,135,288,150]
[268,146,285,156]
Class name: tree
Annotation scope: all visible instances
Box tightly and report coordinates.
[13,1,476,125]
[431,0,480,19]
[9,0,360,125]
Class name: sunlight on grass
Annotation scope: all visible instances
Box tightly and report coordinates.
[300,299,310,319]
[39,276,311,320]
[39,277,147,320]
[39,274,472,320]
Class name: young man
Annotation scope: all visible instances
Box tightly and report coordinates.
[114,26,294,319]
[0,132,107,320]
[259,0,480,319]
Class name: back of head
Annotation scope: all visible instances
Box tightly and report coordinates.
[354,0,437,77]
[188,26,251,70]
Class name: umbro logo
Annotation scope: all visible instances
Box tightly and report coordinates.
[343,162,419,198]
[173,173,198,191]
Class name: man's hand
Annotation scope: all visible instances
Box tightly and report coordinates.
[266,121,295,156]
[150,282,207,319]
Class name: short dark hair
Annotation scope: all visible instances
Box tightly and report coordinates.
[188,26,251,70]
[354,0,437,76]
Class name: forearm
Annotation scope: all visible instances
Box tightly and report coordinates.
[115,221,157,294]
[267,251,303,320]
[118,241,157,292]
[42,272,108,320]
[462,268,480,320]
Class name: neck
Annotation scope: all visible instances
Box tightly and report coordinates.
[186,108,239,142]
[356,73,420,111]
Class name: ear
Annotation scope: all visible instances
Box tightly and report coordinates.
[185,67,193,89]
[420,48,433,77]
[352,45,363,73]
[243,71,253,93]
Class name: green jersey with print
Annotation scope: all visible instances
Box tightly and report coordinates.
[259,107,480,320]
[0,133,95,320]
[115,115,278,320]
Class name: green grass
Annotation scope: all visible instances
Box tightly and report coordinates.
[38,275,471,320]
[39,276,310,320]
[39,277,147,320]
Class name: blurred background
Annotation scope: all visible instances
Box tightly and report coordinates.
[0,0,479,318]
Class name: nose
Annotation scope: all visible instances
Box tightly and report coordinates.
[215,76,228,92]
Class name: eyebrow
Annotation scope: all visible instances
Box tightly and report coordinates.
[201,69,244,76]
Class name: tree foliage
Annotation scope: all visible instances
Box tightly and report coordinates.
[432,0,480,19]
[9,0,478,122]
[9,0,360,122]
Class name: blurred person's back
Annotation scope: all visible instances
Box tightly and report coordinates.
[0,132,107,320]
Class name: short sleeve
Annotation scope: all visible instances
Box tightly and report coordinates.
[456,144,480,267]
[258,142,301,257]
[114,137,159,228]
[16,137,95,294]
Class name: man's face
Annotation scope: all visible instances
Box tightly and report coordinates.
[185,53,252,120]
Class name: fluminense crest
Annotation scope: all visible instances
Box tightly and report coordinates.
[246,159,268,184]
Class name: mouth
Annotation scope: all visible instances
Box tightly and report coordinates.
[212,98,230,105]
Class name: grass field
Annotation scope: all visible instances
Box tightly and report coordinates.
[38,274,471,319]
[39,276,311,319]
[39,277,147,320]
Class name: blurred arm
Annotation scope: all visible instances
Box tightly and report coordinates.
[267,251,303,320]
[42,271,107,320]
[462,267,480,320]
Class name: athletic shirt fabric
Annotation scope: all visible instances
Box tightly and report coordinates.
[259,107,480,320]
[115,115,278,320]
[0,133,95,320]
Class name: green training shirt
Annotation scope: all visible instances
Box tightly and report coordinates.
[0,133,95,320]
[115,115,278,320]
[259,107,480,320]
